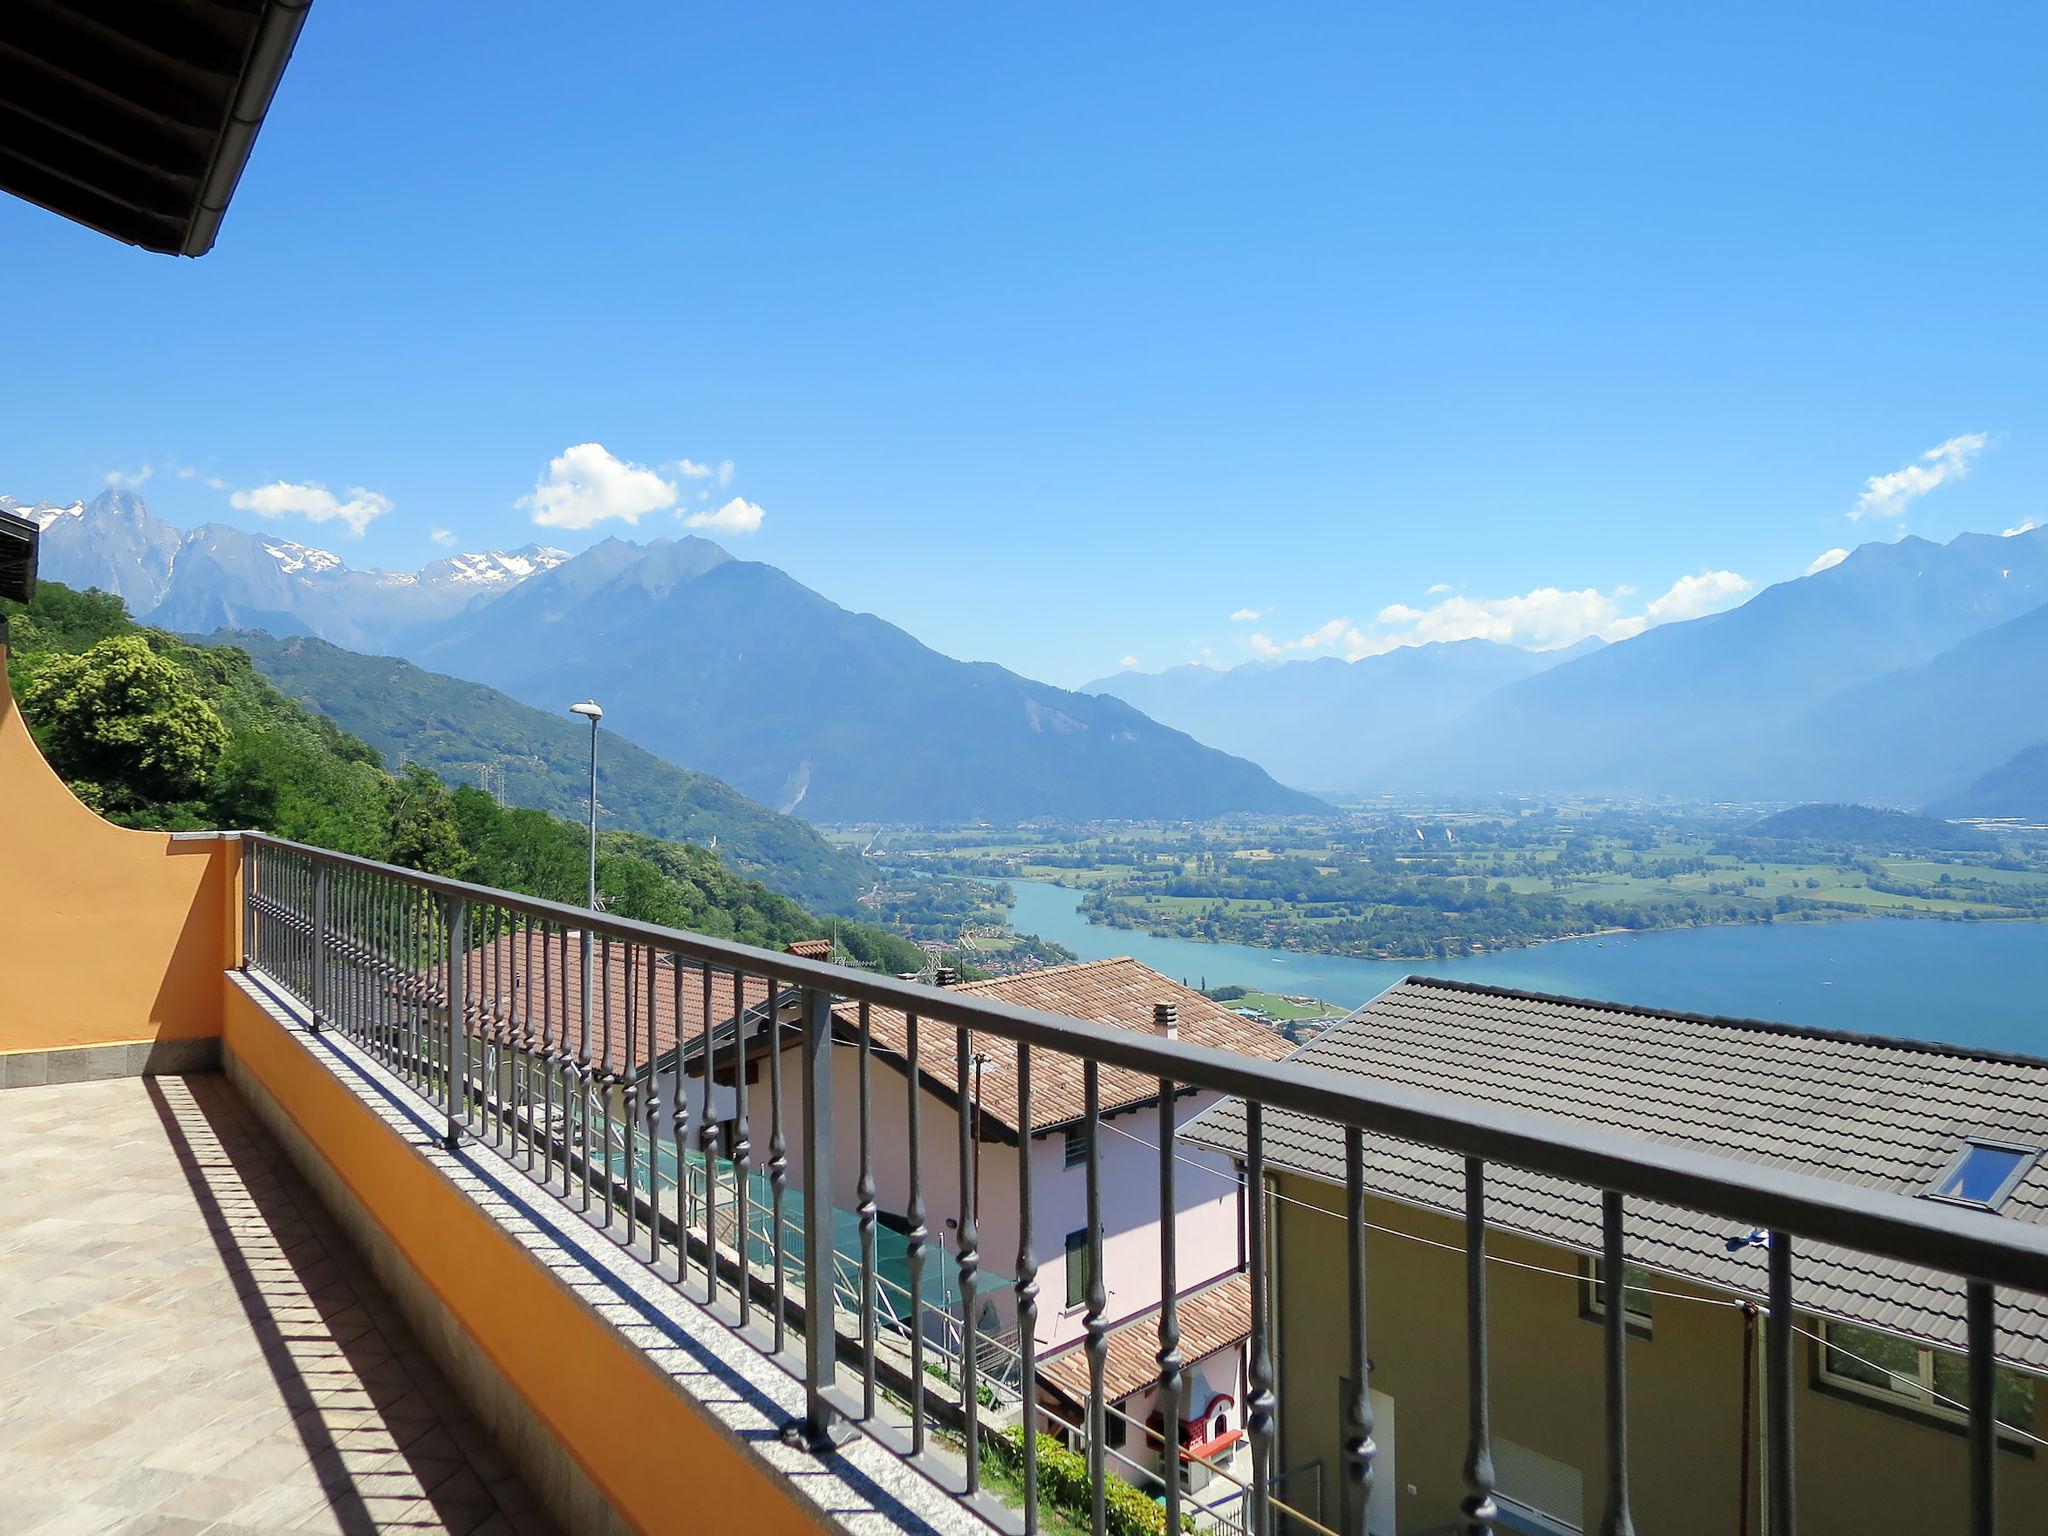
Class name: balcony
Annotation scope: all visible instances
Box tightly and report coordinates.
[7,651,2048,1536]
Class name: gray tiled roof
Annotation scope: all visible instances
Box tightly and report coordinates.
[1184,976,2048,1371]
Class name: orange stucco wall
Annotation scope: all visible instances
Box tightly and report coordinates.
[0,641,237,1054]
[222,981,825,1536]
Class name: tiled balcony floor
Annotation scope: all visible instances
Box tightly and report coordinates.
[0,1072,560,1536]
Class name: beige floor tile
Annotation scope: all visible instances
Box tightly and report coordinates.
[0,1077,557,1536]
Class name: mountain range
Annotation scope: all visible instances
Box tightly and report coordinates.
[409,535,1321,822]
[30,487,2048,817]
[24,490,1319,824]
[11,489,568,652]
[1095,526,2048,811]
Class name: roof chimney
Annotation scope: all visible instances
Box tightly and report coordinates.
[934,966,960,988]
[1155,1001,1178,1041]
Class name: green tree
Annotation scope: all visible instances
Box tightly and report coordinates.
[25,635,228,809]
[386,765,474,878]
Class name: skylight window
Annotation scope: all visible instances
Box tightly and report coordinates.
[1926,1141,2038,1210]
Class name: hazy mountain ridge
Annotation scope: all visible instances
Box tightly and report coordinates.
[1929,742,2048,821]
[1367,527,2048,802]
[1088,636,1601,790]
[415,536,1324,823]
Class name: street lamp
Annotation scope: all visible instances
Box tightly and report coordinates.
[569,699,602,1212]
[569,700,603,911]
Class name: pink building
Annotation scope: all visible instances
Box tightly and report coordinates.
[695,956,1289,1495]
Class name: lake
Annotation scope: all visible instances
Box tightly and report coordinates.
[1007,880,2048,1058]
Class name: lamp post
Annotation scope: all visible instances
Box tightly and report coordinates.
[570,700,603,910]
[569,699,602,1211]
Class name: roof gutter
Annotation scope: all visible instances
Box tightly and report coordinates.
[182,0,315,257]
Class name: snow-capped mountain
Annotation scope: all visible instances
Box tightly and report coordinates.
[20,488,568,650]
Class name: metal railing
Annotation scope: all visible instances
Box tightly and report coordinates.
[240,832,2048,1536]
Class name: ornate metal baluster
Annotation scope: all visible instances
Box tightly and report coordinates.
[1016,1041,1040,1536]
[576,925,595,1212]
[541,924,559,1184]
[442,895,466,1152]
[647,948,662,1264]
[669,954,691,1280]
[768,978,789,1353]
[1766,1230,1794,1536]
[957,1022,982,1492]
[1967,1281,1996,1536]
[701,965,722,1308]
[1246,1103,1276,1536]
[598,935,617,1227]
[1157,1044,1185,1536]
[623,942,640,1248]
[905,1009,928,1455]
[518,923,537,1170]
[1343,1124,1376,1536]
[731,971,754,1328]
[1084,1059,1108,1536]
[857,1001,879,1419]
[1461,1157,1496,1535]
[485,909,501,1142]
[1598,1192,1635,1536]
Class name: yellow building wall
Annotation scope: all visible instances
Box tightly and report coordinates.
[0,640,237,1054]
[1272,1170,2045,1536]
[222,980,829,1536]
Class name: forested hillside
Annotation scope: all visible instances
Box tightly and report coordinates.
[3,582,925,971]
[207,630,871,913]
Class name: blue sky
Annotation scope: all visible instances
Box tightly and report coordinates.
[3,4,2043,687]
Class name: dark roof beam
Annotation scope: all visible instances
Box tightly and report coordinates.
[19,0,249,81]
[0,110,199,223]
[0,55,213,179]
[0,151,184,252]
[0,33,221,138]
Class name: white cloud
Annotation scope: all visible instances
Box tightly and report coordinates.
[104,464,153,489]
[2004,520,2038,538]
[230,480,393,536]
[683,495,766,535]
[520,443,676,529]
[1249,616,1395,661]
[1228,607,1263,622]
[1640,569,1753,626]
[1425,582,1454,596]
[430,528,457,547]
[1851,432,1988,520]
[1257,569,1752,661]
[1119,655,1139,669]
[1805,546,1850,575]
[668,456,736,487]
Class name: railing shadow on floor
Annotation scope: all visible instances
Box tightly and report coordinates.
[143,1072,554,1536]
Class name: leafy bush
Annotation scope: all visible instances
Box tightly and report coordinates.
[988,1429,1181,1536]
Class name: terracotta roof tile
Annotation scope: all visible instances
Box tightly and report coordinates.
[836,958,1292,1137]
[1038,1274,1253,1408]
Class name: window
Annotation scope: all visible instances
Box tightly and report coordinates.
[1581,1260,1653,1330]
[1063,1123,1089,1168]
[1926,1141,2038,1210]
[1491,1435,1585,1535]
[1065,1228,1092,1308]
[1820,1321,2036,1432]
